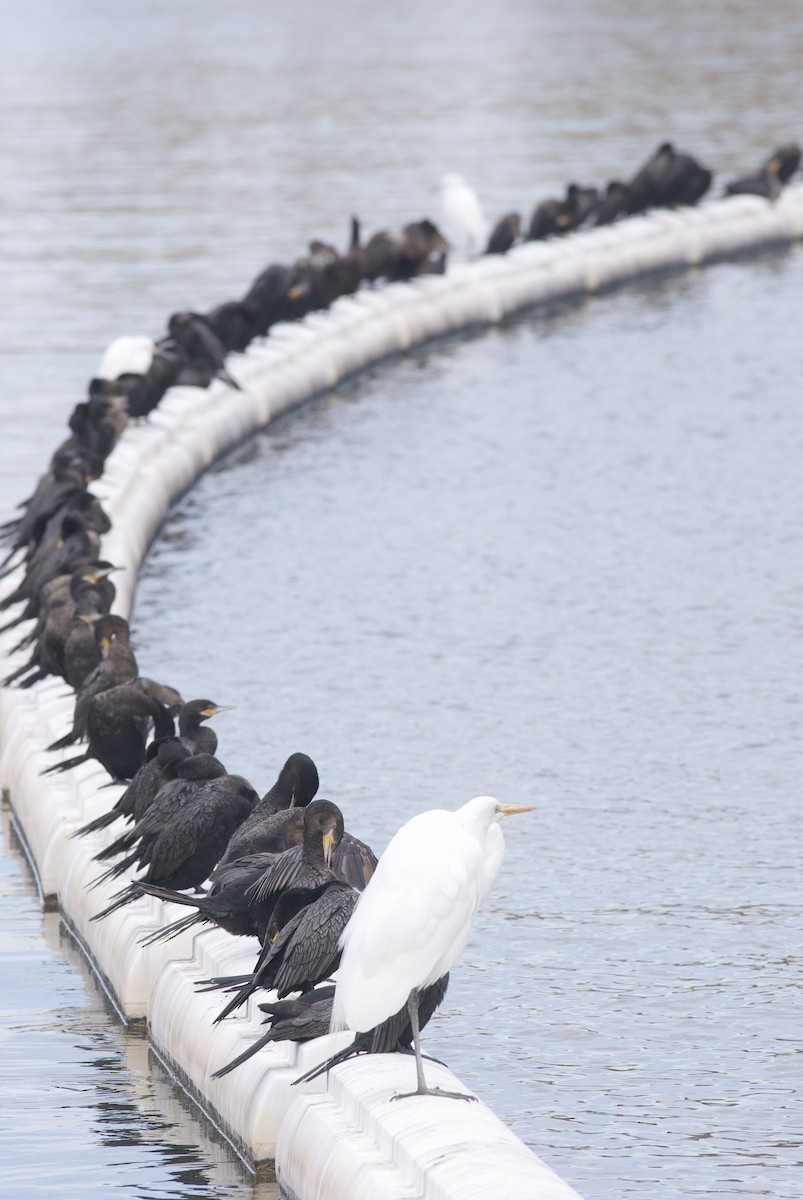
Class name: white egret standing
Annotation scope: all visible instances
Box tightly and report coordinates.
[330,794,534,1100]
[437,173,489,259]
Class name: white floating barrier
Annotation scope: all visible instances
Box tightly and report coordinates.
[3,185,803,1197]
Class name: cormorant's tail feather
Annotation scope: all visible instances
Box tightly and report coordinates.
[194,973,252,994]
[88,850,140,889]
[45,731,78,753]
[71,809,120,839]
[19,668,48,689]
[212,1029,278,1078]
[292,1038,361,1085]
[90,881,144,921]
[140,911,203,946]
[40,751,91,775]
[3,658,38,686]
[214,979,257,1024]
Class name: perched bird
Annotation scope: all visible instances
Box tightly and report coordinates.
[0,450,92,570]
[725,166,782,201]
[765,141,801,184]
[72,699,228,842]
[0,511,104,614]
[247,799,344,905]
[42,682,176,782]
[72,737,191,840]
[2,561,116,689]
[213,878,358,1023]
[53,387,128,467]
[214,974,450,1081]
[90,339,183,420]
[437,173,488,258]
[176,698,234,757]
[90,763,259,919]
[166,312,241,391]
[723,142,801,202]
[527,184,597,240]
[45,614,139,751]
[293,973,450,1087]
[139,850,280,945]
[215,751,320,870]
[202,300,259,354]
[527,196,573,241]
[627,141,711,213]
[485,212,521,255]
[214,986,336,1078]
[329,795,533,1100]
[96,335,157,382]
[244,796,377,897]
[92,752,228,865]
[241,263,296,337]
[593,180,631,226]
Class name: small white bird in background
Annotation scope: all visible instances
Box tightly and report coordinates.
[96,334,156,382]
[330,794,534,1100]
[437,172,489,259]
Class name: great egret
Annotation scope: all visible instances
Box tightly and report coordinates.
[330,794,534,1100]
[437,173,489,259]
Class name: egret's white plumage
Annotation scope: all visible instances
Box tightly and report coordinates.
[437,173,489,258]
[330,795,533,1098]
[97,335,156,381]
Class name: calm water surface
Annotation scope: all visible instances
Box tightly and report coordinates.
[2,2,802,1198]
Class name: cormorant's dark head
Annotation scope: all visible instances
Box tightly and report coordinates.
[93,614,130,651]
[178,698,234,735]
[274,752,320,810]
[303,800,344,867]
[79,560,118,584]
[174,753,227,782]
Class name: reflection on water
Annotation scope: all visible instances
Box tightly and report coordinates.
[2,1,803,1197]
[0,806,276,1200]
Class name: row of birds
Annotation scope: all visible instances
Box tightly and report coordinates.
[441,138,801,255]
[0,311,530,1099]
[3,136,797,1097]
[77,138,801,429]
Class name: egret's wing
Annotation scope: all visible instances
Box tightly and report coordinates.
[334,811,484,1031]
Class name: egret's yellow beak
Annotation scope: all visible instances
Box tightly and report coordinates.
[496,803,535,817]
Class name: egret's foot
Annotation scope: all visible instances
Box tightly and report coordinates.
[391,1086,476,1102]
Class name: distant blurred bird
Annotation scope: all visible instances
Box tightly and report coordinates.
[764,141,801,184]
[485,212,521,255]
[437,173,489,258]
[96,335,157,381]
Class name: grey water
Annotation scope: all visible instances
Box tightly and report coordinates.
[1,2,802,1198]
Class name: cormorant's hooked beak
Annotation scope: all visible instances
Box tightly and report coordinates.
[203,704,235,719]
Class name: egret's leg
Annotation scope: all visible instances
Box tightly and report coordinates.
[391,989,476,1102]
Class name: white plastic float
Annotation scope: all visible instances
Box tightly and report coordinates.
[3,185,803,1198]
